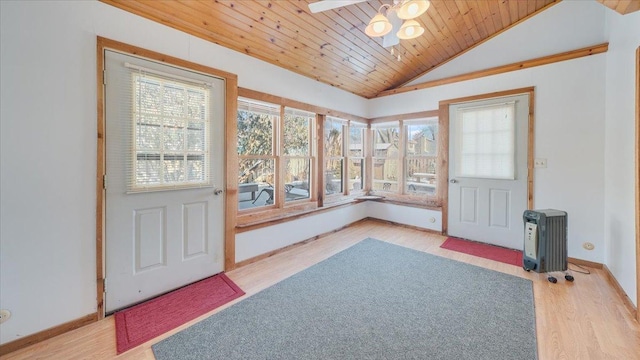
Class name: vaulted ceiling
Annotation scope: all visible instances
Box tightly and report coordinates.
[102,0,567,98]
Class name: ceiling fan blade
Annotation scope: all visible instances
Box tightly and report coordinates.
[308,0,367,13]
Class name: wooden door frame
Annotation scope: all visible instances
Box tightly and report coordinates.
[438,87,535,235]
[635,46,639,322]
[95,37,238,319]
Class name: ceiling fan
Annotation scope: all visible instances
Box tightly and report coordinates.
[308,0,429,51]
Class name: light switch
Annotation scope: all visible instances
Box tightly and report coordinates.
[534,158,547,168]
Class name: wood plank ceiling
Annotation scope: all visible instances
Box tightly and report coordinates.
[101,0,559,99]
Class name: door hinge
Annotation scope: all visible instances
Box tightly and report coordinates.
[103,174,107,190]
[103,278,107,293]
[103,70,107,85]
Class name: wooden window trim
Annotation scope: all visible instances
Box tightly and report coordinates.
[235,88,367,225]
[369,118,442,207]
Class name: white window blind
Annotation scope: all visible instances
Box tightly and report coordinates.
[455,102,515,180]
[110,60,213,192]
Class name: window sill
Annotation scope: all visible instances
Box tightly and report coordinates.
[235,197,365,232]
[367,192,441,211]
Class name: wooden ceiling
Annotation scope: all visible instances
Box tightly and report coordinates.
[102,0,561,98]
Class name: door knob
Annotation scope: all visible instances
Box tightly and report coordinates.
[449,179,458,184]
[214,188,223,195]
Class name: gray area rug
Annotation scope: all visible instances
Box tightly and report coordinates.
[152,238,537,360]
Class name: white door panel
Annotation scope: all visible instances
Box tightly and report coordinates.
[448,94,529,250]
[104,50,225,312]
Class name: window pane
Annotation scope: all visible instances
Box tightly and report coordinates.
[325,159,343,195]
[238,158,275,209]
[406,122,438,156]
[373,158,398,191]
[136,155,161,185]
[406,158,436,195]
[456,104,515,179]
[187,121,205,151]
[373,126,399,158]
[284,111,311,156]
[284,158,310,202]
[136,121,161,151]
[187,89,205,120]
[324,120,343,157]
[163,118,185,151]
[187,158,205,182]
[163,157,185,182]
[163,84,186,117]
[348,158,364,191]
[349,127,364,157]
[237,109,274,156]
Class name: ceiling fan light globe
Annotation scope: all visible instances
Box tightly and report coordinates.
[397,0,430,20]
[365,13,392,37]
[397,20,424,39]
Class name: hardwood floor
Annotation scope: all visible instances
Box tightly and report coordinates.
[2,219,639,359]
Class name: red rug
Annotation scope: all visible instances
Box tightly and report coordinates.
[441,237,523,266]
[115,273,244,354]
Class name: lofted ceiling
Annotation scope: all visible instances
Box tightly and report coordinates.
[101,0,564,98]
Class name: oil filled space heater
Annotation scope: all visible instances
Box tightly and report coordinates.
[523,209,572,283]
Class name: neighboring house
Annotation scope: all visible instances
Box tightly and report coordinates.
[0,0,638,353]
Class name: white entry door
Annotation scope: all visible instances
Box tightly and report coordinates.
[104,50,225,313]
[448,94,529,250]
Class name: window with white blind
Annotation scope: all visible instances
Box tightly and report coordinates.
[131,70,212,192]
[454,102,515,180]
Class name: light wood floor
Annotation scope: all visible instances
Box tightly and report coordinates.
[2,219,640,359]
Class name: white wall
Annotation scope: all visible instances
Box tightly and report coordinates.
[407,0,607,85]
[235,203,368,262]
[369,55,607,264]
[603,9,640,307]
[365,202,441,231]
[236,201,441,263]
[0,0,367,345]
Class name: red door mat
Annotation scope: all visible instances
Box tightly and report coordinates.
[115,273,245,354]
[441,237,523,266]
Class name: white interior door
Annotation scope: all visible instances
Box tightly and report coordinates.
[448,94,529,249]
[104,50,225,313]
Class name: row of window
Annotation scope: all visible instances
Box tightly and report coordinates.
[236,97,439,213]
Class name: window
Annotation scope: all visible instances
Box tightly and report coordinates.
[348,123,366,193]
[132,72,211,191]
[283,108,313,203]
[237,99,315,210]
[325,117,345,195]
[455,103,515,179]
[371,118,439,199]
[324,117,367,198]
[372,123,400,192]
[405,118,438,195]
[237,99,278,209]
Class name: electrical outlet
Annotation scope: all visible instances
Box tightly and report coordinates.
[534,158,547,168]
[583,242,595,251]
[0,309,11,324]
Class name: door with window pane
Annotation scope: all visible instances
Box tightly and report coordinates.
[448,94,529,249]
[104,50,225,312]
